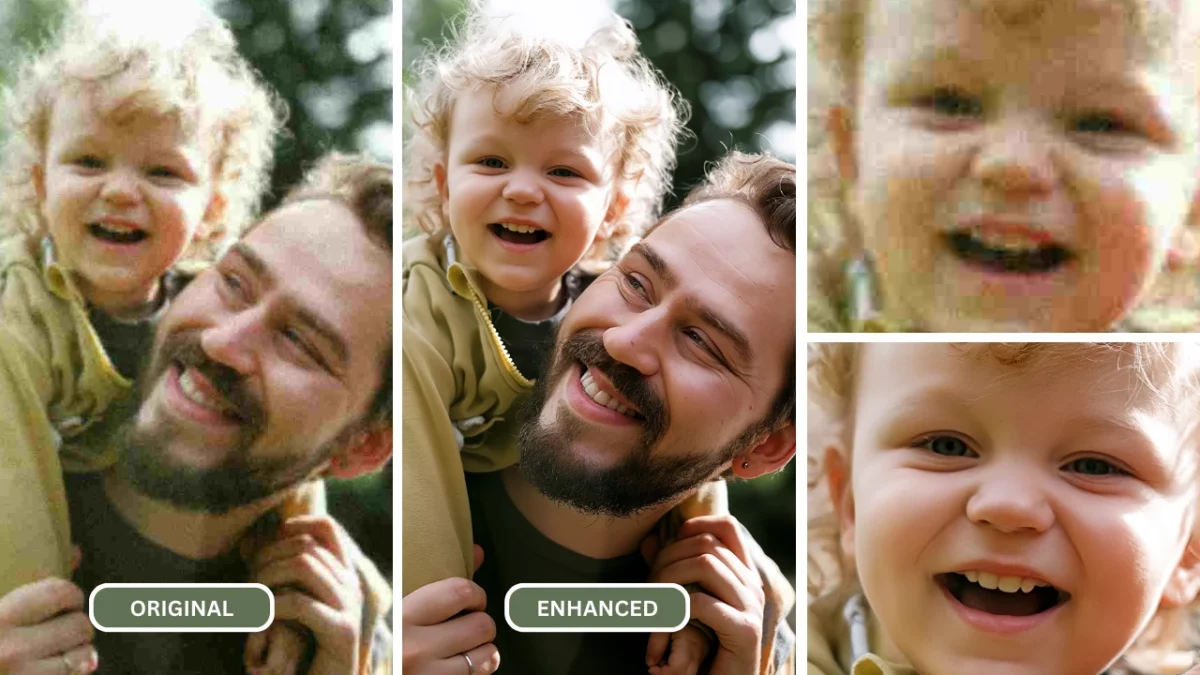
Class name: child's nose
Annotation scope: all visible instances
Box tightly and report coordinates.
[971,120,1057,197]
[502,171,544,205]
[965,470,1054,534]
[101,170,140,206]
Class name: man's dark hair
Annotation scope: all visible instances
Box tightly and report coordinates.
[281,153,393,429]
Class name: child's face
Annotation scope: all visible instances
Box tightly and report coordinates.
[836,0,1200,331]
[37,93,219,313]
[438,88,620,313]
[837,344,1198,674]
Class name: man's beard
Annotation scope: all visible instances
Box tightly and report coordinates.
[517,331,754,518]
[118,331,335,514]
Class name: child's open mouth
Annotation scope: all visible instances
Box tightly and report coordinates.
[938,572,1070,617]
[945,230,1071,274]
[490,222,549,246]
[90,221,148,245]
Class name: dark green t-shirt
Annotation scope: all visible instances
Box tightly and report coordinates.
[467,470,655,674]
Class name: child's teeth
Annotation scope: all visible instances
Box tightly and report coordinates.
[499,222,539,234]
[977,230,1042,252]
[959,570,1049,594]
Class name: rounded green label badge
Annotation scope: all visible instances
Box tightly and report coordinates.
[90,584,274,632]
[505,583,689,632]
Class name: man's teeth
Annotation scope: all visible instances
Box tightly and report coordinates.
[498,222,541,234]
[178,368,229,414]
[962,570,1050,594]
[579,368,637,418]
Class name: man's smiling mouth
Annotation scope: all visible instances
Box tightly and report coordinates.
[579,364,643,420]
[938,571,1070,616]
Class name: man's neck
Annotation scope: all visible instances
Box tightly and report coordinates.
[500,466,675,560]
[103,470,287,560]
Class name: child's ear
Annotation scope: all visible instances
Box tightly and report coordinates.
[598,185,633,241]
[1161,541,1200,608]
[733,424,796,479]
[434,163,449,216]
[828,106,858,184]
[32,163,45,203]
[203,191,227,228]
[327,426,392,480]
[824,445,856,560]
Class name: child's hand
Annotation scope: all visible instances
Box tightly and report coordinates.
[647,624,711,675]
[244,621,310,675]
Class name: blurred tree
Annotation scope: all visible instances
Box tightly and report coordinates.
[215,0,393,207]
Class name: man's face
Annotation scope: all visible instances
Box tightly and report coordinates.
[125,199,392,511]
[519,199,795,516]
[844,344,1198,675]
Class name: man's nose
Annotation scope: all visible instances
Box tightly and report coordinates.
[965,463,1055,534]
[199,308,263,376]
[502,170,544,205]
[601,309,666,377]
[971,117,1057,198]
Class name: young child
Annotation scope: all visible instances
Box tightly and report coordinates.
[808,342,1200,675]
[0,0,314,671]
[808,0,1200,333]
[402,6,741,672]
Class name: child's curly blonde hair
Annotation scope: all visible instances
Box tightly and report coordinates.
[405,4,687,270]
[0,0,284,263]
[808,342,1200,669]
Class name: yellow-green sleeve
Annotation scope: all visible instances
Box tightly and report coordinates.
[400,316,474,596]
[0,271,72,594]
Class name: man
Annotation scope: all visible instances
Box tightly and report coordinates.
[0,155,393,674]
[403,152,797,675]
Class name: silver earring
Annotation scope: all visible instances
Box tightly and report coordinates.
[741,460,750,469]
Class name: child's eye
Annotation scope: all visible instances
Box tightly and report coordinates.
[1072,112,1135,136]
[549,167,581,178]
[148,165,182,179]
[1063,457,1129,476]
[73,155,104,169]
[917,87,983,118]
[477,157,507,170]
[917,434,975,457]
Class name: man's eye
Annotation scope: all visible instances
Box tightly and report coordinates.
[219,272,248,301]
[683,329,716,356]
[623,273,648,298]
[1063,457,1128,476]
[917,88,983,117]
[478,157,506,169]
[917,435,974,457]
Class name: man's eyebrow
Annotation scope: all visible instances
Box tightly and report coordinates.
[628,242,753,366]
[229,242,350,370]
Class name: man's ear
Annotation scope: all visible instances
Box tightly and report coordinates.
[734,424,796,478]
[828,106,857,184]
[434,163,450,216]
[328,426,393,480]
[825,444,856,560]
[598,184,633,241]
[32,163,45,203]
[1162,541,1200,608]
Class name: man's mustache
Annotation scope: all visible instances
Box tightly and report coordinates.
[559,331,667,431]
[157,332,265,429]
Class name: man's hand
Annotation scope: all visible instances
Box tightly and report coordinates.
[646,516,765,675]
[402,545,500,675]
[252,516,364,675]
[0,576,97,674]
